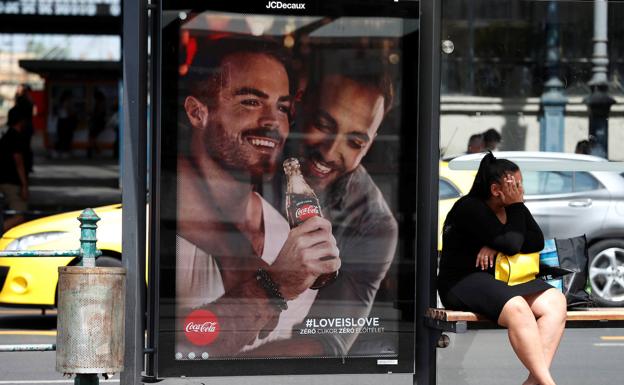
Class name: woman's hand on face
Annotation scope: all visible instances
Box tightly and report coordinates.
[476,245,498,270]
[500,174,524,205]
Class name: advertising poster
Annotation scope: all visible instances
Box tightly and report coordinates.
[157,0,419,377]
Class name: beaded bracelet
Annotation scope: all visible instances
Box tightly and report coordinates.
[255,268,288,311]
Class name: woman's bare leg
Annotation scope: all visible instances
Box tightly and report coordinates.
[497,296,556,385]
[521,289,567,385]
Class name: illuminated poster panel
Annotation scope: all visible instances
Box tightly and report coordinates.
[157,0,419,377]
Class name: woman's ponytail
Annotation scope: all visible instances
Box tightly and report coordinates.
[467,151,518,200]
[468,151,496,199]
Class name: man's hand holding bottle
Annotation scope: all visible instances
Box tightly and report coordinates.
[268,216,340,300]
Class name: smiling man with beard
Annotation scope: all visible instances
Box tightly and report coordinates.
[175,37,340,358]
[285,68,399,356]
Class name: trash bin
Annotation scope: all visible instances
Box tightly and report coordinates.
[56,266,126,375]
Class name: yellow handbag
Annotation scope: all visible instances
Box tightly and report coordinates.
[495,252,540,286]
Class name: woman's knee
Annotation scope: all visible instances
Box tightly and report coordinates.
[498,296,534,327]
[536,289,567,320]
[549,289,567,309]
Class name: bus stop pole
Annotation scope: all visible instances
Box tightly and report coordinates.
[121,0,149,383]
[415,1,442,384]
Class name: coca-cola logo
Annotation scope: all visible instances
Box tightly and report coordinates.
[295,204,320,221]
[183,309,220,346]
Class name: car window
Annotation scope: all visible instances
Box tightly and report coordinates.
[573,172,601,192]
[522,171,540,195]
[439,179,461,200]
[523,171,573,195]
[523,171,601,195]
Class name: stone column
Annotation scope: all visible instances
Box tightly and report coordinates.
[583,0,615,158]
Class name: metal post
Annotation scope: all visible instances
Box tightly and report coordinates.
[144,0,161,378]
[583,0,615,158]
[539,1,567,152]
[0,344,56,352]
[78,208,101,267]
[122,0,148,383]
[416,1,441,384]
[73,208,101,385]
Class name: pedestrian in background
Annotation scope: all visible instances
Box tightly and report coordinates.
[482,128,502,151]
[55,90,77,159]
[14,84,34,173]
[575,136,605,158]
[466,133,485,154]
[87,89,107,158]
[574,139,591,155]
[0,108,30,231]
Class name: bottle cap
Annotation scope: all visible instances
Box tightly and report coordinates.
[283,158,301,174]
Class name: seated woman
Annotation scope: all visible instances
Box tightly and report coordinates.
[437,152,567,385]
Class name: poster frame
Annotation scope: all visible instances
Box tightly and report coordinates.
[153,0,421,378]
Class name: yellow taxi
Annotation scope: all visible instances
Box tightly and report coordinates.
[0,204,122,308]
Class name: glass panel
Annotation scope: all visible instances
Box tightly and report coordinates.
[438,1,624,384]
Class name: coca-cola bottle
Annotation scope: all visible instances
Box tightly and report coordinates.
[283,157,338,289]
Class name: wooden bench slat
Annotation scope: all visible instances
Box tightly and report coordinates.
[426,307,624,322]
[566,310,624,321]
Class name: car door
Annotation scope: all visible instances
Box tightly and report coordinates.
[522,170,610,240]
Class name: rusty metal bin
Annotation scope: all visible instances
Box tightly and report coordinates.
[56,266,126,374]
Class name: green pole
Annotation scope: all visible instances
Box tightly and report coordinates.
[76,209,100,385]
[77,208,101,268]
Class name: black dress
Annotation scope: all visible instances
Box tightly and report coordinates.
[437,195,553,322]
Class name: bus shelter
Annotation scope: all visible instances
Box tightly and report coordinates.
[121,1,624,384]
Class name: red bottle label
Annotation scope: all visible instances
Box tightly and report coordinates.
[295,204,320,222]
[287,196,321,227]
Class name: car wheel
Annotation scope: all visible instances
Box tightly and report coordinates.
[588,239,624,307]
[95,255,123,268]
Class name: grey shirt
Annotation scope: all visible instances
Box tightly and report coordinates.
[305,165,398,355]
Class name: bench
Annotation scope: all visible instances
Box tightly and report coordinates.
[425,307,624,348]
